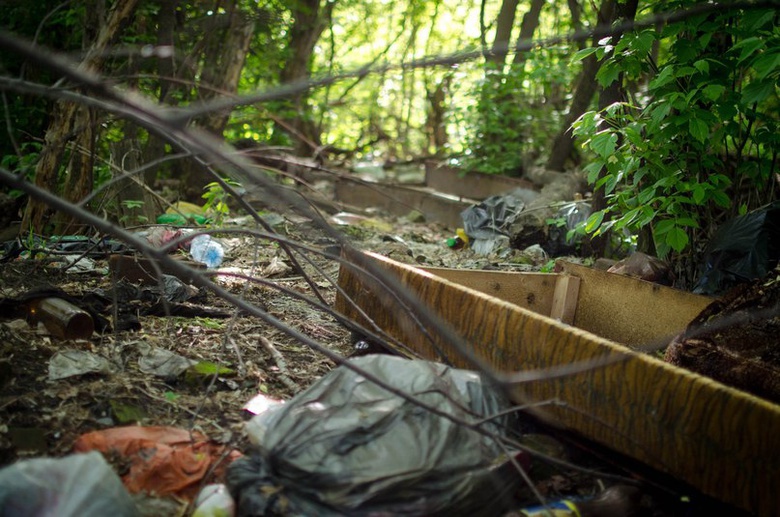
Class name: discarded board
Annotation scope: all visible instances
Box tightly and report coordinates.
[334,179,469,228]
[424,162,536,200]
[335,252,780,516]
[334,164,539,228]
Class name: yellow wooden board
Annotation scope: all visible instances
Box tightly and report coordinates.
[335,252,780,516]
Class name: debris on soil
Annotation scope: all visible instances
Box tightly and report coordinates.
[666,267,780,404]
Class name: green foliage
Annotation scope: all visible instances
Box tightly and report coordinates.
[1,142,41,197]
[572,5,780,258]
[202,178,242,225]
[460,43,574,175]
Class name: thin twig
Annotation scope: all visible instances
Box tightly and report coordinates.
[257,335,300,392]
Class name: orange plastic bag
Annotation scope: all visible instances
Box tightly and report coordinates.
[73,426,241,499]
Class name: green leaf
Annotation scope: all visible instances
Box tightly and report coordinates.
[635,30,656,54]
[752,50,780,80]
[648,101,671,126]
[585,211,605,233]
[693,59,709,74]
[638,188,656,204]
[734,37,764,64]
[702,84,725,101]
[654,219,675,236]
[711,190,731,208]
[596,61,622,87]
[692,185,706,204]
[573,47,600,61]
[742,79,774,105]
[590,131,617,158]
[676,217,699,228]
[649,66,675,90]
[584,161,604,183]
[666,226,689,252]
[743,9,775,31]
[688,118,709,143]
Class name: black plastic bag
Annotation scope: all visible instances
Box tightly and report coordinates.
[693,202,780,295]
[228,355,523,517]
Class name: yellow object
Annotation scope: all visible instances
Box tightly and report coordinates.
[166,201,205,216]
[456,228,469,245]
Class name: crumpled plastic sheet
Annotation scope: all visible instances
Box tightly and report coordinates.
[693,201,780,295]
[74,426,242,499]
[228,355,523,517]
[461,193,526,255]
[0,451,138,517]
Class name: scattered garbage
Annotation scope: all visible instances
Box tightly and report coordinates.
[0,234,127,263]
[461,192,526,255]
[519,244,549,265]
[446,228,469,250]
[519,485,642,517]
[48,350,113,380]
[0,287,110,334]
[136,226,185,248]
[28,296,94,339]
[693,201,780,295]
[0,451,138,517]
[545,200,591,256]
[242,393,284,415]
[228,354,526,516]
[607,252,674,285]
[137,342,197,379]
[190,234,225,268]
[193,484,236,517]
[155,201,211,226]
[73,426,242,499]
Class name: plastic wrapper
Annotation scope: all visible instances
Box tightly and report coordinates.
[461,194,525,250]
[228,355,524,517]
[694,202,780,295]
[0,451,138,517]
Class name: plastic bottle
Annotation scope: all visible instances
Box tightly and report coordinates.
[519,485,642,517]
[193,483,235,517]
[189,234,224,268]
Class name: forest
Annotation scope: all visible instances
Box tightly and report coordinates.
[1,0,778,275]
[0,1,780,516]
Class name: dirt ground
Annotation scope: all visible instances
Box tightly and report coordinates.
[0,197,752,516]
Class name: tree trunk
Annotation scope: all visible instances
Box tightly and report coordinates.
[178,0,256,200]
[511,0,545,68]
[21,0,139,235]
[588,0,639,257]
[546,0,616,172]
[277,0,335,156]
[487,0,519,68]
[110,128,160,227]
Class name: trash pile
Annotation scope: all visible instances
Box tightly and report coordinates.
[0,354,651,516]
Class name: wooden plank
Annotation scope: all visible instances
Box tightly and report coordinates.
[424,162,536,200]
[335,252,780,516]
[420,267,557,316]
[558,262,712,347]
[334,179,469,228]
[550,274,580,324]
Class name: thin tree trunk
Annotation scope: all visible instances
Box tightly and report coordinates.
[546,0,616,172]
[277,0,335,156]
[21,0,139,235]
[511,0,545,68]
[179,0,256,199]
[487,0,520,67]
[588,0,639,256]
